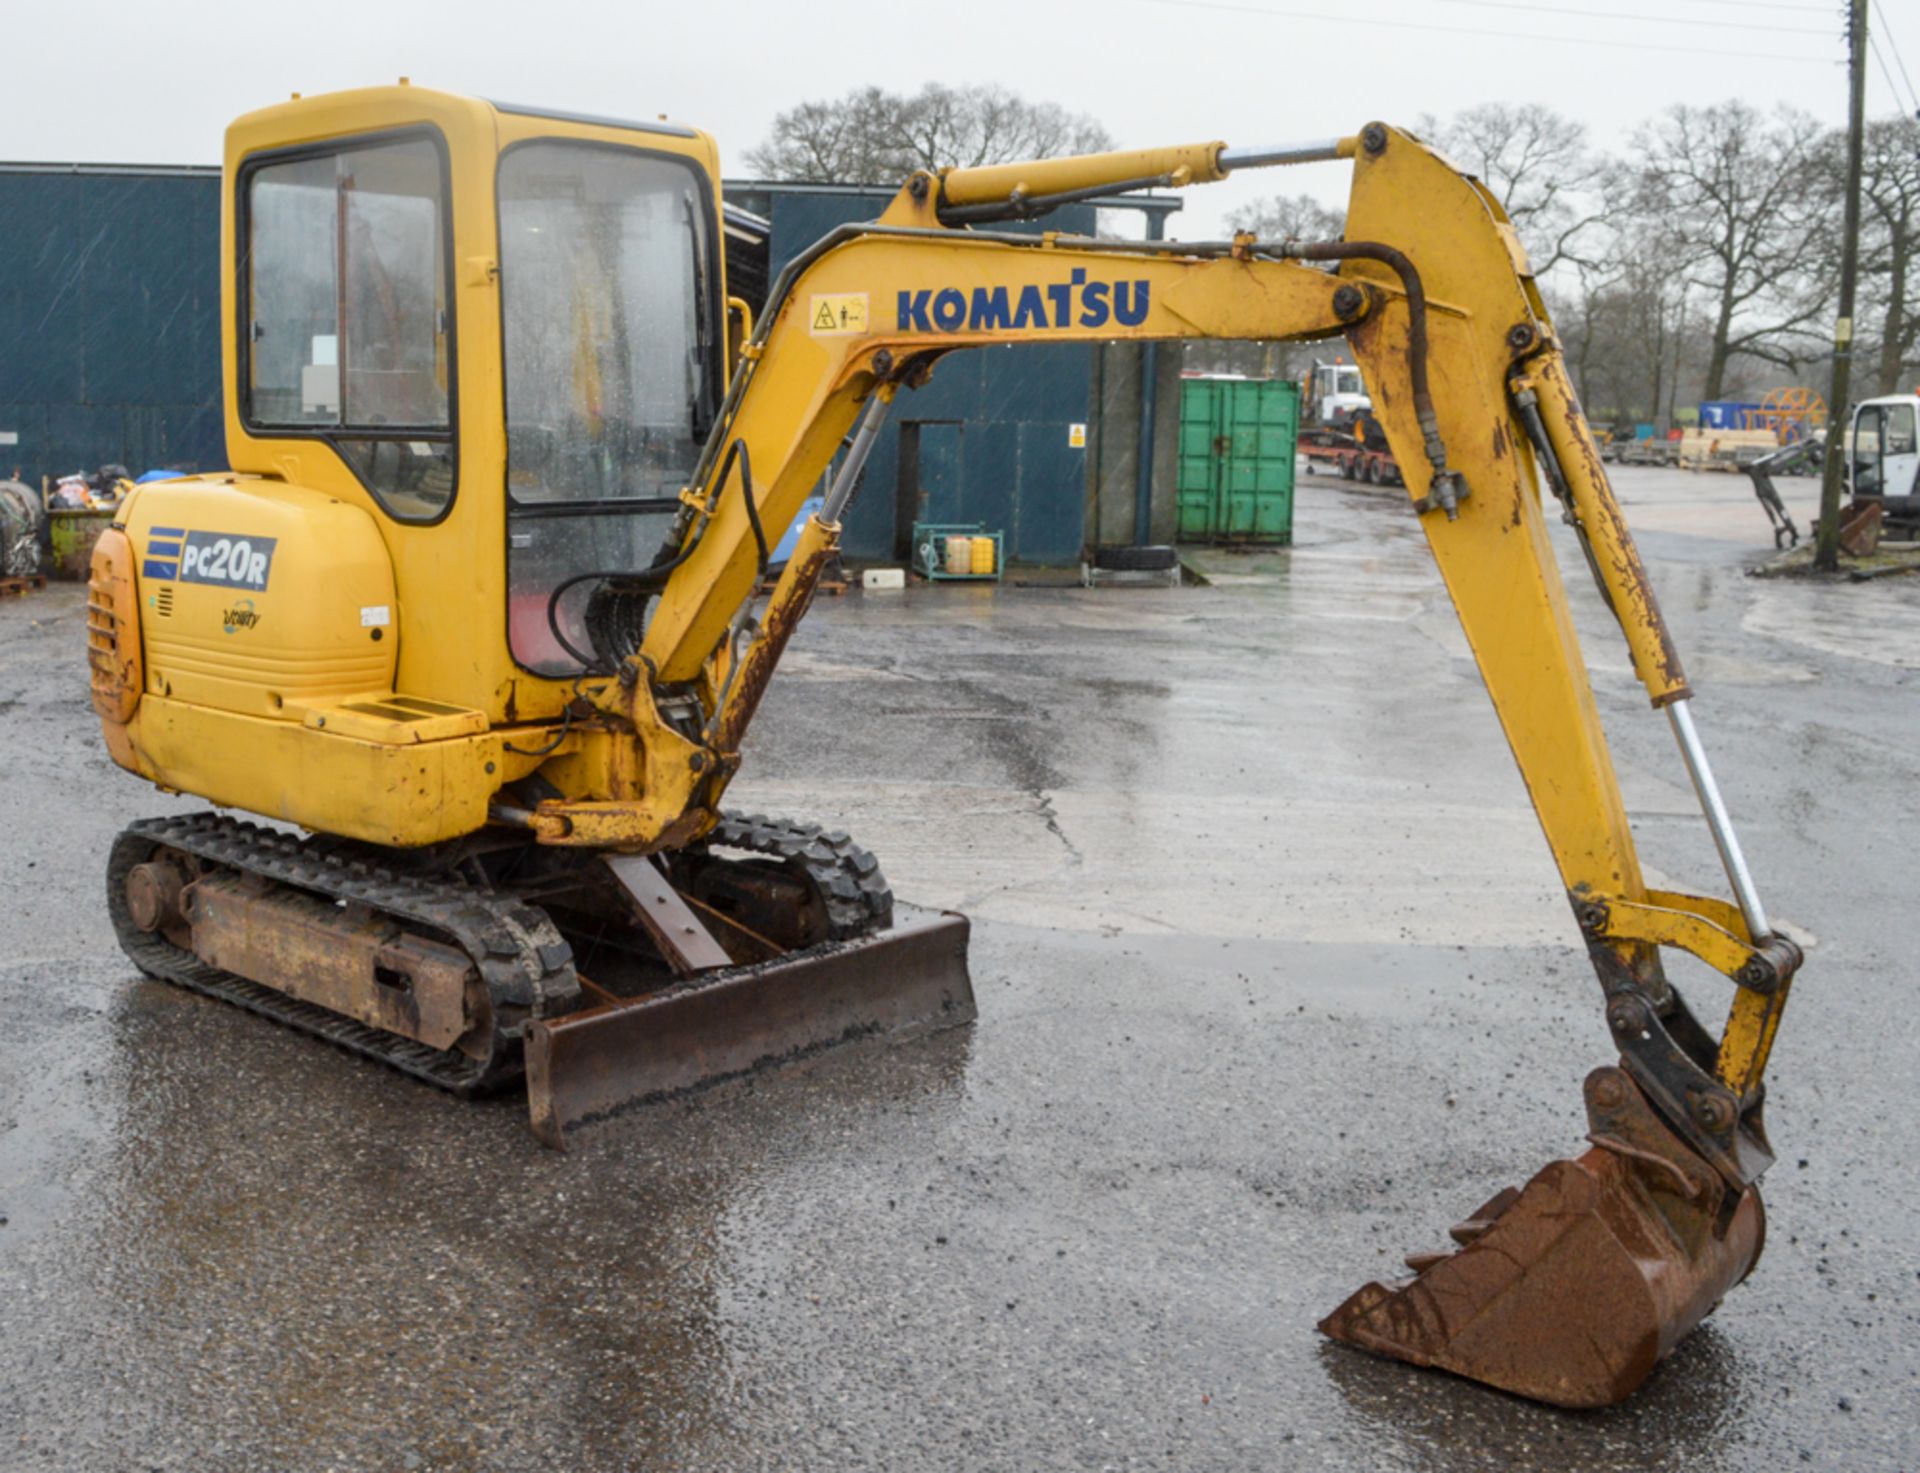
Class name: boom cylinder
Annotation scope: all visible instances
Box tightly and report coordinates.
[934,133,1356,210]
[936,142,1228,206]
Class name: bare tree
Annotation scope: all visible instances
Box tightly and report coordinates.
[1631,102,1835,399]
[1226,192,1344,242]
[1418,103,1607,275]
[745,84,1112,185]
[1563,237,1695,426]
[1855,115,1920,395]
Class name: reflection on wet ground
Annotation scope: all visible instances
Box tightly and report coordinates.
[2,468,1915,1469]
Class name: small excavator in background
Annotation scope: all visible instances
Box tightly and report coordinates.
[1745,394,1920,551]
[88,86,1804,1409]
[1844,393,1920,541]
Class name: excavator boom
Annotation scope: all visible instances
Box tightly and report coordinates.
[541,120,1798,1406]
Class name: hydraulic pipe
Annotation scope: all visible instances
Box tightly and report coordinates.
[1666,700,1772,943]
[821,392,895,523]
[1279,238,1469,517]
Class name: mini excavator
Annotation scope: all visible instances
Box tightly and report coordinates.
[88,86,1803,1408]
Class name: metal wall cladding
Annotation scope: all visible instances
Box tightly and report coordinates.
[1176,376,1298,543]
[763,191,1094,566]
[0,169,226,484]
[1,170,1097,563]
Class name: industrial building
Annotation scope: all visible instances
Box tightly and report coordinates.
[0,164,1208,565]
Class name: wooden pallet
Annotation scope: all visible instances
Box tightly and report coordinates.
[0,574,46,599]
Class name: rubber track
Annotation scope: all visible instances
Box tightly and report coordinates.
[704,812,894,940]
[107,813,580,1097]
[107,810,894,1097]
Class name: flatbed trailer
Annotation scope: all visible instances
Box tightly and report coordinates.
[1300,427,1403,486]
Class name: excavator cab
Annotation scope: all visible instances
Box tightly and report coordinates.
[90,86,1805,1409]
[93,86,973,1144]
[231,94,729,691]
[1848,396,1920,539]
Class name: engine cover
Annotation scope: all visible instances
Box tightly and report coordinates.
[122,475,397,719]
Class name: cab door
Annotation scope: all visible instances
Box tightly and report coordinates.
[1852,400,1920,500]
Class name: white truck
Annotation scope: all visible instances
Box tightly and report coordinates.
[1299,359,1403,486]
[1307,360,1370,426]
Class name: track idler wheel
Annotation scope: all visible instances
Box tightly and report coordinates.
[1319,1066,1764,1408]
[123,852,194,943]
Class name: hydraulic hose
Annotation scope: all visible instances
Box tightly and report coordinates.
[543,436,765,674]
[1272,238,1467,518]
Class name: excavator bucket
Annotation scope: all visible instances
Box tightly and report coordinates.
[1320,1066,1764,1407]
[524,906,974,1149]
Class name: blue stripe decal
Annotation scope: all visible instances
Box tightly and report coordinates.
[147,539,182,556]
[142,560,178,579]
[149,525,186,537]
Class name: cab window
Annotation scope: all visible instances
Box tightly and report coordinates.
[1886,403,1916,457]
[243,135,455,520]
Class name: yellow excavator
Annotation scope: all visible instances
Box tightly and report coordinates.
[87,85,1803,1409]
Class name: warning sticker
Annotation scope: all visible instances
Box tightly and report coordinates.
[1068,423,1087,448]
[809,293,869,336]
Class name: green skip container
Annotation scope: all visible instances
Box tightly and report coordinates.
[1176,376,1298,545]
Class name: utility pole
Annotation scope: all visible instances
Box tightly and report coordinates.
[1814,0,1869,571]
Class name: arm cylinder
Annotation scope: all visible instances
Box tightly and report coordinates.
[1523,353,1691,706]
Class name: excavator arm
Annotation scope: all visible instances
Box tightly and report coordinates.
[523,123,1799,1405]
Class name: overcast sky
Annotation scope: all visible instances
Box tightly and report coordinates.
[5,0,1898,236]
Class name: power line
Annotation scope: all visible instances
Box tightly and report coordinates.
[1635,0,1827,9]
[1869,36,1915,117]
[1438,0,1830,35]
[1643,0,1832,9]
[1869,0,1919,112]
[1626,0,1831,9]
[1138,0,1818,61]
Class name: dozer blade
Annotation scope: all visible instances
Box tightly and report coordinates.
[524,906,973,1148]
[1320,1066,1764,1408]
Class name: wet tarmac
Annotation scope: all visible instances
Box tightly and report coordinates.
[1,467,1915,1470]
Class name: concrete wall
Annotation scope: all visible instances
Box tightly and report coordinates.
[0,166,1182,562]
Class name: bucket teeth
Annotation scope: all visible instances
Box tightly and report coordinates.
[1321,1068,1765,1408]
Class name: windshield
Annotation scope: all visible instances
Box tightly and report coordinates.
[498,142,719,673]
